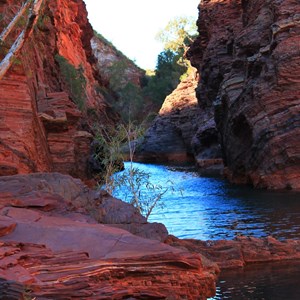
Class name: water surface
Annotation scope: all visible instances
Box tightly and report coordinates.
[210,261,300,300]
[114,162,300,299]
[115,162,300,241]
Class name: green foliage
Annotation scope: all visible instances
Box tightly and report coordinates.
[91,17,197,124]
[108,60,144,122]
[87,107,97,118]
[36,14,51,31]
[94,122,173,220]
[142,49,187,105]
[156,16,197,54]
[12,56,22,66]
[0,40,9,58]
[108,59,129,90]
[140,16,197,107]
[93,124,127,194]
[113,165,171,219]
[55,54,87,111]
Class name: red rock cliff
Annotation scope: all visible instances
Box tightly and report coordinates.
[188,0,300,190]
[0,0,115,179]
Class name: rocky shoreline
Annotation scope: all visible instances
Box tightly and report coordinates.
[0,173,299,299]
[0,0,299,298]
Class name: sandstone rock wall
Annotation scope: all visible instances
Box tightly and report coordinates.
[0,0,115,179]
[135,69,223,174]
[188,0,300,190]
[135,71,201,163]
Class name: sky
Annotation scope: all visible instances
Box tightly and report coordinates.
[84,0,200,70]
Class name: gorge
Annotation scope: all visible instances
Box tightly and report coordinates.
[140,0,300,191]
[0,0,299,299]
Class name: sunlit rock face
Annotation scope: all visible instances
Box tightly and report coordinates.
[136,70,223,172]
[188,0,300,190]
[0,0,115,179]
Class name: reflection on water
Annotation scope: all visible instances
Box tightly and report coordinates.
[209,261,300,300]
[116,162,300,241]
[115,162,300,299]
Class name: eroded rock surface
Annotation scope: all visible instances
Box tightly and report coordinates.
[188,0,300,190]
[0,173,218,299]
[166,235,300,270]
[91,34,144,87]
[0,240,217,300]
[0,172,168,241]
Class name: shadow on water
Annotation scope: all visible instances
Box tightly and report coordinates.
[209,261,300,300]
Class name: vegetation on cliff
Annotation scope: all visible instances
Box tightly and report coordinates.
[93,16,197,124]
[55,54,87,111]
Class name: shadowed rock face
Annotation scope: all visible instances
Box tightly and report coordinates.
[187,0,300,190]
[0,173,218,299]
[136,70,223,172]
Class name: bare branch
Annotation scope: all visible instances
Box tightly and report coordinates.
[0,1,31,43]
[0,0,44,80]
[0,31,25,79]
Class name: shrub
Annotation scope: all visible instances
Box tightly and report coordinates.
[94,122,175,220]
[55,54,86,111]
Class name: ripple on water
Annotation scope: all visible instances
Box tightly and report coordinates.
[116,162,300,240]
[114,162,300,298]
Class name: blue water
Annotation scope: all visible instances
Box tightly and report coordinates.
[114,162,300,299]
[115,162,300,241]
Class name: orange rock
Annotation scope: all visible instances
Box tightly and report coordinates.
[0,0,115,180]
[136,70,223,170]
[166,235,300,270]
[0,217,16,237]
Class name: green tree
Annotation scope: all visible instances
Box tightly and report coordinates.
[156,16,197,55]
[93,124,127,194]
[156,16,197,77]
[142,16,197,107]
[143,49,186,105]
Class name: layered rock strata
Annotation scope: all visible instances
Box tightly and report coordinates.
[188,0,300,190]
[1,173,300,298]
[166,235,300,270]
[136,70,223,171]
[0,0,115,180]
[0,173,218,299]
